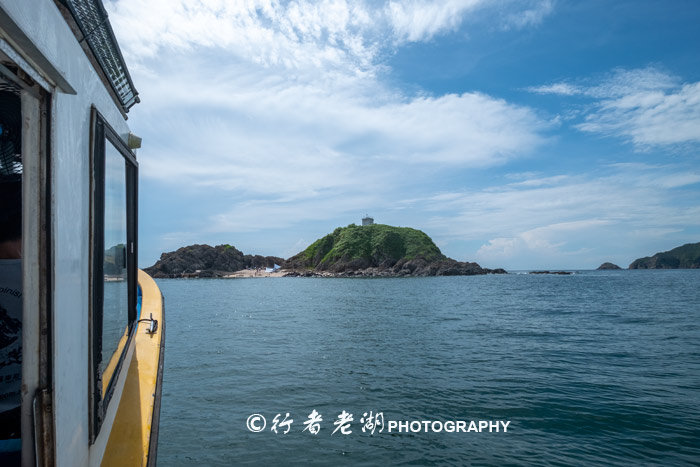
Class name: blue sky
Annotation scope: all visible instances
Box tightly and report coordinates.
[105,0,700,270]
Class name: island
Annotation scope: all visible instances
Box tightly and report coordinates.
[597,262,621,270]
[144,224,506,278]
[285,224,506,277]
[628,242,700,269]
[144,244,283,278]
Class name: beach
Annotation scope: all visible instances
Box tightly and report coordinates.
[223,268,288,278]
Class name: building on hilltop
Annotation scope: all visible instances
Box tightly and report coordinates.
[362,215,374,226]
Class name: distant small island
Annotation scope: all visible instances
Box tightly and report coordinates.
[528,271,572,275]
[145,224,506,278]
[597,262,621,270]
[629,242,700,269]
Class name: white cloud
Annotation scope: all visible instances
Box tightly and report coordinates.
[654,173,700,188]
[107,0,555,74]
[131,50,547,201]
[479,219,608,256]
[107,0,380,76]
[586,67,677,98]
[526,82,581,96]
[476,219,609,269]
[507,174,570,187]
[386,0,483,42]
[529,67,700,147]
[578,80,700,147]
[108,0,552,196]
[502,0,555,30]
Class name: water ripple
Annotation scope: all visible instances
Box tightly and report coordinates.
[156,271,700,465]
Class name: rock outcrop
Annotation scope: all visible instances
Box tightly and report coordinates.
[528,271,573,275]
[144,244,284,278]
[629,242,700,269]
[597,262,621,270]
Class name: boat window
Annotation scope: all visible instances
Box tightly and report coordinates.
[100,141,129,392]
[0,57,53,465]
[90,108,138,440]
[0,82,23,464]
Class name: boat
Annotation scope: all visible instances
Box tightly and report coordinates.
[0,0,164,465]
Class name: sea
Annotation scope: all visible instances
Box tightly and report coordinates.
[155,270,700,466]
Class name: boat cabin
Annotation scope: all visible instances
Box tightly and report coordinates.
[0,0,163,465]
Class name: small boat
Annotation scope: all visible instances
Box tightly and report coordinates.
[0,0,164,465]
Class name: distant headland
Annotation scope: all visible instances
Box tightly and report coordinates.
[628,242,700,269]
[144,223,506,278]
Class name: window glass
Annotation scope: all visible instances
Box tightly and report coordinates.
[100,140,129,395]
[91,109,137,440]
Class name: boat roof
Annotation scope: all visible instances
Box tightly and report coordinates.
[57,0,139,114]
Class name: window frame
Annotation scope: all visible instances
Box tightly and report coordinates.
[89,107,138,441]
[0,52,55,465]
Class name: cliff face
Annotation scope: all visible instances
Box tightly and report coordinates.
[285,224,505,276]
[144,244,284,278]
[629,242,700,269]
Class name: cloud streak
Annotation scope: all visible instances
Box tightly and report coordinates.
[529,67,700,147]
[107,0,555,72]
[387,0,482,42]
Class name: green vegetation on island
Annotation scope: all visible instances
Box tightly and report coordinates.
[297,224,443,267]
[285,223,505,276]
[629,242,700,269]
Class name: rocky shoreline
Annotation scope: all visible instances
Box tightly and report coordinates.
[148,259,507,279]
[284,258,506,278]
[145,225,508,278]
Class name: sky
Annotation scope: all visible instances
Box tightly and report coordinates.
[104,0,700,270]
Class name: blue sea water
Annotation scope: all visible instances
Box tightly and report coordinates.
[155,270,700,466]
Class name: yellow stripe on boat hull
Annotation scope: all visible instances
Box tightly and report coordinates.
[102,270,165,466]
